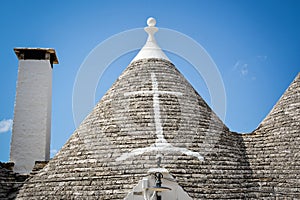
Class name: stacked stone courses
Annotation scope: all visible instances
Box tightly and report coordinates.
[243,73,300,198]
[1,59,299,199]
[0,163,28,199]
[13,59,251,199]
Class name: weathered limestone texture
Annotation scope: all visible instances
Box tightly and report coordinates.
[3,17,299,199]
[3,56,298,199]
[15,59,254,199]
[243,73,300,198]
[0,162,28,200]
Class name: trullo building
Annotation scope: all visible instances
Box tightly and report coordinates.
[0,17,300,199]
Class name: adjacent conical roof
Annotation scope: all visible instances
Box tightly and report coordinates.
[242,73,300,198]
[257,72,300,130]
[16,18,251,199]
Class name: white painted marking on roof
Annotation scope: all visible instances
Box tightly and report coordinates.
[151,73,168,144]
[116,145,204,162]
[116,73,204,162]
[124,91,182,96]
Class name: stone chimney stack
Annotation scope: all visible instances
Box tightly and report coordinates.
[10,48,58,174]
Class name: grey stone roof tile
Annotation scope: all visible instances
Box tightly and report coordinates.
[243,73,300,197]
[16,59,251,199]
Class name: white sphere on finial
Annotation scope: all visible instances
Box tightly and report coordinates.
[147,17,156,27]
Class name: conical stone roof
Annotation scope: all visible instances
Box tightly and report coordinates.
[16,18,252,199]
[243,73,300,198]
[256,72,300,130]
[17,58,251,199]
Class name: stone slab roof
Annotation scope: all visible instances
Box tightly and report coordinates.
[0,163,28,200]
[243,73,300,198]
[16,59,253,199]
[10,53,299,198]
[3,17,299,200]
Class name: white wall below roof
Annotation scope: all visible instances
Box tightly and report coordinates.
[10,60,52,174]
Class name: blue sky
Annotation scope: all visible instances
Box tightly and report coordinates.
[0,0,299,162]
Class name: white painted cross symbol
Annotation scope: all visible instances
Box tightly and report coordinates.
[116,73,204,161]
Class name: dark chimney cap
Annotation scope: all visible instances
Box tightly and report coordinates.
[14,47,59,65]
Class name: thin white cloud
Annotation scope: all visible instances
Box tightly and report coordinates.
[241,64,248,76]
[257,55,267,61]
[233,61,249,77]
[233,61,240,70]
[50,149,58,157]
[0,119,13,133]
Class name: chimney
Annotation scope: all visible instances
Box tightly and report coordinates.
[10,48,58,174]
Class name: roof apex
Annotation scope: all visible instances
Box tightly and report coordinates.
[258,72,300,129]
[131,17,170,63]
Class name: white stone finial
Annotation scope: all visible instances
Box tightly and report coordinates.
[147,17,156,27]
[131,17,170,63]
